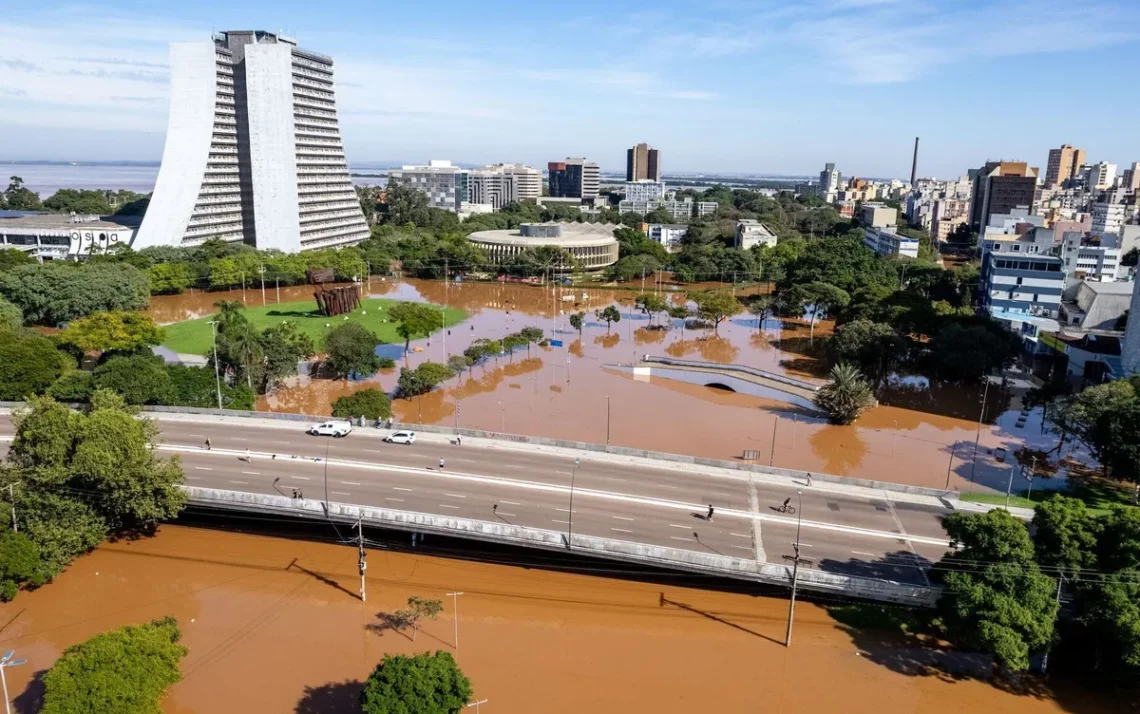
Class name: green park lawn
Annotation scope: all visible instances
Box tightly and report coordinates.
[160,298,466,356]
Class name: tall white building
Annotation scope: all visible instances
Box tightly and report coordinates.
[1091,201,1126,238]
[623,180,666,202]
[136,31,368,253]
[1086,162,1118,191]
[467,163,541,210]
[387,160,468,212]
[819,163,841,200]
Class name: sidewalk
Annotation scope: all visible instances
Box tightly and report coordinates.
[149,411,1037,520]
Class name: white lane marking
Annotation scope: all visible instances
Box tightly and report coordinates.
[241,471,260,476]
[331,491,352,496]
[164,445,952,547]
[501,501,521,506]
[187,476,202,481]
[611,516,634,521]
[552,519,569,524]
[554,470,572,475]
[496,512,516,517]
[195,467,213,471]
[289,476,311,481]
[187,433,205,438]
[393,487,413,492]
[449,458,478,464]
[611,528,633,533]
[670,536,692,542]
[730,545,752,551]
[887,499,932,586]
[385,497,405,503]
[229,480,248,485]
[364,450,390,455]
[554,508,577,513]
[439,504,461,510]
[444,493,467,499]
[499,464,527,470]
[669,524,689,529]
[852,551,876,557]
[341,481,361,486]
[730,533,751,539]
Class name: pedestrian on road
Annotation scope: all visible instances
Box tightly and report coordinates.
[291,488,298,499]
[493,504,498,515]
[244,448,251,463]
[438,457,445,470]
[707,504,714,522]
[456,435,462,446]
[806,473,813,487]
[298,489,304,500]
[205,437,211,450]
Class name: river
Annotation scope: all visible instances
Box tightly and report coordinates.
[0,525,1114,714]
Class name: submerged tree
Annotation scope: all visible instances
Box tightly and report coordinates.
[813,363,875,425]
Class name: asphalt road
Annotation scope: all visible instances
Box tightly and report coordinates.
[0,415,953,586]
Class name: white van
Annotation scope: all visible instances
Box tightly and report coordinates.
[307,421,353,438]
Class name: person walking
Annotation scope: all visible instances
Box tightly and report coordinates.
[205,437,212,450]
[806,473,813,487]
[706,504,714,522]
[438,457,445,470]
[244,448,252,463]
[291,488,298,499]
[493,504,498,515]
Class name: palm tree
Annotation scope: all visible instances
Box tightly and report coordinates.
[814,363,875,425]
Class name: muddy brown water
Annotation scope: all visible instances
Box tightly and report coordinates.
[146,279,1032,494]
[0,526,1113,714]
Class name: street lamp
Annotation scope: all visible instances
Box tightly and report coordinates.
[0,650,27,714]
[467,700,488,713]
[567,457,581,550]
[207,320,223,410]
[447,591,464,649]
[784,489,812,648]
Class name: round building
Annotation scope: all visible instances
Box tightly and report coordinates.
[467,222,620,272]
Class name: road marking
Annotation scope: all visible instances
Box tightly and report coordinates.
[187,476,202,481]
[195,467,213,471]
[730,532,751,539]
[187,433,205,438]
[241,471,260,476]
[271,440,292,445]
[445,493,467,499]
[385,497,405,503]
[341,481,361,486]
[501,501,521,506]
[887,500,932,586]
[393,487,413,492]
[552,519,569,524]
[289,476,311,481]
[331,491,352,496]
[852,551,876,557]
[230,438,249,442]
[669,524,690,529]
[670,536,692,542]
[229,480,248,485]
[439,504,461,510]
[554,470,573,475]
[612,516,634,521]
[364,449,390,455]
[554,508,577,513]
[496,512,516,517]
[611,528,633,534]
[730,545,752,551]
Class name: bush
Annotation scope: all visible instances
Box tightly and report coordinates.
[0,329,71,400]
[47,371,94,402]
[360,651,472,714]
[166,364,255,410]
[332,389,392,420]
[378,356,396,369]
[93,354,176,405]
[323,322,381,378]
[396,361,455,397]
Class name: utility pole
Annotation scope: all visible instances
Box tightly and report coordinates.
[0,650,26,714]
[323,440,331,512]
[769,416,779,466]
[207,320,223,409]
[945,442,957,490]
[784,490,812,647]
[1041,575,1064,673]
[567,458,580,550]
[606,395,611,444]
[4,484,16,532]
[275,276,280,303]
[241,271,247,303]
[969,375,992,483]
[446,591,464,649]
[257,265,266,305]
[466,700,488,713]
[357,517,366,602]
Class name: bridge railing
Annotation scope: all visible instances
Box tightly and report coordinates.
[640,356,821,392]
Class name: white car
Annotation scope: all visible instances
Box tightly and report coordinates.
[307,421,353,438]
[384,431,417,445]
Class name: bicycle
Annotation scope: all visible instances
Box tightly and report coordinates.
[778,503,796,515]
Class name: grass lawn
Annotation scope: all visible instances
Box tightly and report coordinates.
[962,476,1138,515]
[160,298,466,355]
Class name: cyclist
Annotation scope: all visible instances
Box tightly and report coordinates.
[706,504,715,522]
[781,497,791,512]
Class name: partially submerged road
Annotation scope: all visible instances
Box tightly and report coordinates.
[0,413,953,586]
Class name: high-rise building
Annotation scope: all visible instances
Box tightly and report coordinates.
[819,163,841,198]
[970,161,1039,230]
[623,181,666,203]
[136,31,368,253]
[1086,162,1118,190]
[1045,144,1086,189]
[547,158,599,200]
[467,163,541,210]
[387,161,469,212]
[626,143,660,182]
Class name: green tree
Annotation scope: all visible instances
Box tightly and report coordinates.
[42,188,114,215]
[813,363,875,425]
[463,338,502,368]
[57,311,165,354]
[165,364,254,410]
[781,281,850,342]
[15,490,106,583]
[569,311,586,335]
[635,293,668,326]
[47,371,94,402]
[389,301,444,353]
[1032,495,1102,578]
[828,319,905,387]
[397,361,454,397]
[259,321,314,392]
[746,295,775,332]
[610,254,663,282]
[396,596,444,642]
[595,305,621,332]
[360,651,473,714]
[0,329,70,399]
[148,262,195,295]
[927,322,1019,383]
[41,616,188,714]
[382,181,432,227]
[517,326,544,355]
[0,248,36,273]
[323,322,382,379]
[1123,247,1139,268]
[0,262,150,326]
[0,530,42,601]
[0,296,21,330]
[667,305,690,336]
[690,289,740,335]
[93,354,176,405]
[332,389,392,420]
[4,176,43,211]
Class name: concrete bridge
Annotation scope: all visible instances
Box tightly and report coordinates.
[632,356,823,412]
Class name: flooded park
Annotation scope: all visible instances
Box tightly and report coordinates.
[0,525,1118,714]
[146,278,1065,495]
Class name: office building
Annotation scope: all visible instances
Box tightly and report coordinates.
[1087,162,1118,191]
[980,251,1065,319]
[618,198,716,221]
[387,160,468,212]
[136,31,368,253]
[819,163,841,199]
[859,203,898,229]
[863,227,919,259]
[1122,161,1140,191]
[0,211,141,260]
[734,220,777,250]
[547,158,599,200]
[1091,201,1126,238]
[980,210,1051,257]
[1045,144,1086,189]
[623,181,666,203]
[970,161,1039,230]
[645,224,687,253]
[1060,233,1122,283]
[467,163,541,210]
[626,143,660,182]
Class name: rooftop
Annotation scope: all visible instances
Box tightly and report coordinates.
[0,212,140,231]
[1079,280,1134,295]
[468,222,618,248]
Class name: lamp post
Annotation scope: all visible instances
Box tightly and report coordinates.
[467,700,488,713]
[207,320,223,409]
[447,591,464,649]
[784,490,812,648]
[969,375,992,483]
[567,457,581,550]
[606,396,611,445]
[0,650,27,714]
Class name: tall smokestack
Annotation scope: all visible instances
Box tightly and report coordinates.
[910,136,919,187]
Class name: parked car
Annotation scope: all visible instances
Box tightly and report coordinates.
[384,431,417,445]
[307,421,353,437]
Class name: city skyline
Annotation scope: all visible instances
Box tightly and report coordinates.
[1,1,1139,178]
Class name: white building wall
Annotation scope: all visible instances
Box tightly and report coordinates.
[245,44,302,252]
[134,42,218,249]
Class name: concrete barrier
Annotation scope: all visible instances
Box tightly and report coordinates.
[183,486,942,608]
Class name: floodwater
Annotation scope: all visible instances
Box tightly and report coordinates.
[0,525,1113,714]
[146,279,1052,495]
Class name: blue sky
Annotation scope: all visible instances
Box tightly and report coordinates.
[1,0,1139,178]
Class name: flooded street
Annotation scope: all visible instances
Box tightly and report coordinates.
[0,526,1109,714]
[147,280,1050,495]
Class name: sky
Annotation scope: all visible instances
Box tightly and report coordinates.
[1,0,1139,178]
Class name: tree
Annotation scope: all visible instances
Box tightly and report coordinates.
[42,188,113,215]
[635,293,668,326]
[332,389,392,420]
[517,326,544,355]
[690,289,740,335]
[463,338,502,368]
[397,362,455,397]
[323,322,382,379]
[389,301,443,353]
[1032,495,1102,578]
[1123,247,1139,268]
[746,295,775,332]
[93,354,176,405]
[569,311,586,335]
[397,596,443,642]
[927,322,1019,383]
[1045,378,1140,482]
[0,248,35,273]
[0,329,70,399]
[828,319,905,387]
[814,363,875,425]
[4,176,43,211]
[1073,573,1140,673]
[595,305,621,332]
[0,296,21,331]
[610,254,663,283]
[48,371,94,402]
[259,321,314,392]
[937,510,1059,672]
[41,616,188,714]
[667,305,690,336]
[360,651,472,714]
[0,530,42,601]
[0,262,150,326]
[382,181,432,227]
[148,262,195,295]
[57,311,165,354]
[780,281,850,342]
[166,364,254,410]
